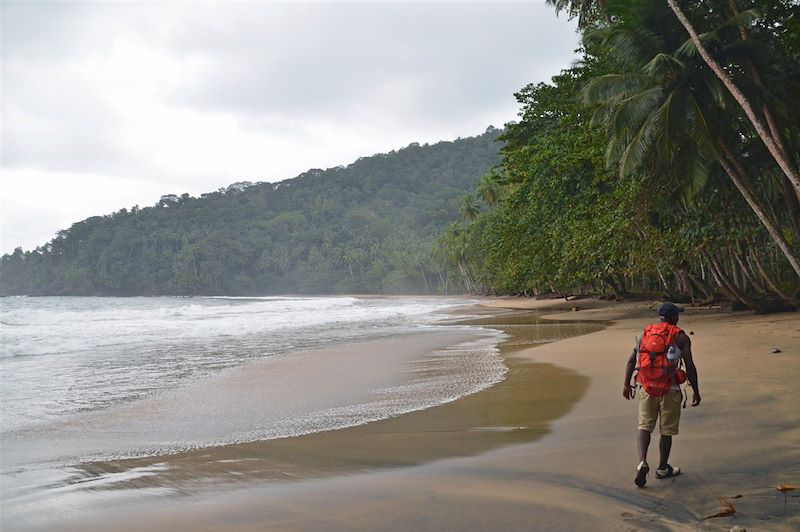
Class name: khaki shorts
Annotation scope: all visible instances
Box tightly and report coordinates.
[638,388,682,436]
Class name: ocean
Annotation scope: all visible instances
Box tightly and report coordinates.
[0,296,504,473]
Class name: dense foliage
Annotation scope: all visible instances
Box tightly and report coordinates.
[0,130,501,295]
[438,0,799,310]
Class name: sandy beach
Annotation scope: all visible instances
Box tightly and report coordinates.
[9,298,800,531]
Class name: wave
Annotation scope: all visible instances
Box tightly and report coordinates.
[1,327,505,469]
[0,297,480,436]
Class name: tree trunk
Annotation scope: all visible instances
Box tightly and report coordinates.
[748,246,797,305]
[716,139,800,278]
[706,251,757,308]
[419,266,430,293]
[777,177,800,243]
[656,268,670,292]
[458,263,476,294]
[734,249,763,294]
[667,0,800,200]
[675,270,697,301]
[728,0,795,168]
[685,270,713,302]
[605,276,627,299]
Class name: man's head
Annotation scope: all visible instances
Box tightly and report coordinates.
[657,302,684,324]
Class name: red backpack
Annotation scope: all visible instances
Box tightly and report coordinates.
[635,322,682,397]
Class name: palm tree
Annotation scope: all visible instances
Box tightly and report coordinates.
[436,223,479,293]
[476,173,503,208]
[459,194,480,222]
[582,1,800,278]
[545,0,608,27]
[665,0,800,200]
[549,0,800,199]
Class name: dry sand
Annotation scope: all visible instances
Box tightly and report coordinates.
[19,298,800,531]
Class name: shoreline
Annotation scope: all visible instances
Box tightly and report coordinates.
[6,298,799,530]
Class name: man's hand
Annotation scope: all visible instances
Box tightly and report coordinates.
[623,384,634,400]
[692,392,701,406]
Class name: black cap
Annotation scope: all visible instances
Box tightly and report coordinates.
[657,302,684,317]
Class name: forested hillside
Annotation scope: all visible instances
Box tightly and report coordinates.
[0,129,501,295]
[437,0,799,311]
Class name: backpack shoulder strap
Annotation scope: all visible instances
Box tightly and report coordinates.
[665,323,682,342]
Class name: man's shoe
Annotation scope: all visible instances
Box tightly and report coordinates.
[655,465,681,479]
[634,461,649,487]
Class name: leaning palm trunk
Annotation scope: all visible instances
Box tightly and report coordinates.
[705,251,758,308]
[684,270,714,304]
[748,245,797,306]
[667,0,800,201]
[458,262,476,293]
[727,0,795,170]
[716,139,800,279]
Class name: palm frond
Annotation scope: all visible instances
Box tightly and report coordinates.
[610,86,663,140]
[582,74,650,106]
[687,95,714,152]
[653,91,676,156]
[675,36,698,59]
[674,31,714,60]
[642,52,684,78]
[602,26,661,67]
[677,148,710,205]
[668,91,696,162]
[633,25,663,56]
[606,134,629,168]
[702,74,728,110]
[619,98,664,176]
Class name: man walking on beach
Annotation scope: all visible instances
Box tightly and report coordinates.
[623,302,700,487]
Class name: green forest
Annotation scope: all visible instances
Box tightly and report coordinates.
[436,0,799,311]
[2,0,799,310]
[0,130,502,295]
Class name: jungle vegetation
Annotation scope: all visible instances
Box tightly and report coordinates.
[437,0,799,310]
[0,130,501,295]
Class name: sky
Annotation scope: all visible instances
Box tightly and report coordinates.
[1,1,580,254]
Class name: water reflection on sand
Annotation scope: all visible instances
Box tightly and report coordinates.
[65,312,604,491]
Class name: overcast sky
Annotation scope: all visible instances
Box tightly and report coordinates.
[1,1,579,254]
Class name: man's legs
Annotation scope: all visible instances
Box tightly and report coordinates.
[658,435,672,470]
[636,391,658,487]
[655,389,682,478]
[637,429,651,463]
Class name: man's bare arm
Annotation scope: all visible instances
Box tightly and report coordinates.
[678,332,701,406]
[623,350,636,399]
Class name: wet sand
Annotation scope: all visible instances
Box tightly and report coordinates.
[9,299,800,530]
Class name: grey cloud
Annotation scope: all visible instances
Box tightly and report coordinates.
[165,3,579,124]
[3,3,149,174]
[2,2,578,176]
[3,64,125,173]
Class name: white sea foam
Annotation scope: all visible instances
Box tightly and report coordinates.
[0,296,503,470]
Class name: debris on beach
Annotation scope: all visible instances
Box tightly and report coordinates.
[771,348,782,353]
[704,497,737,520]
[776,483,796,511]
[729,526,746,532]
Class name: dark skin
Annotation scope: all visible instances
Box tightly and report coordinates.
[623,312,700,470]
